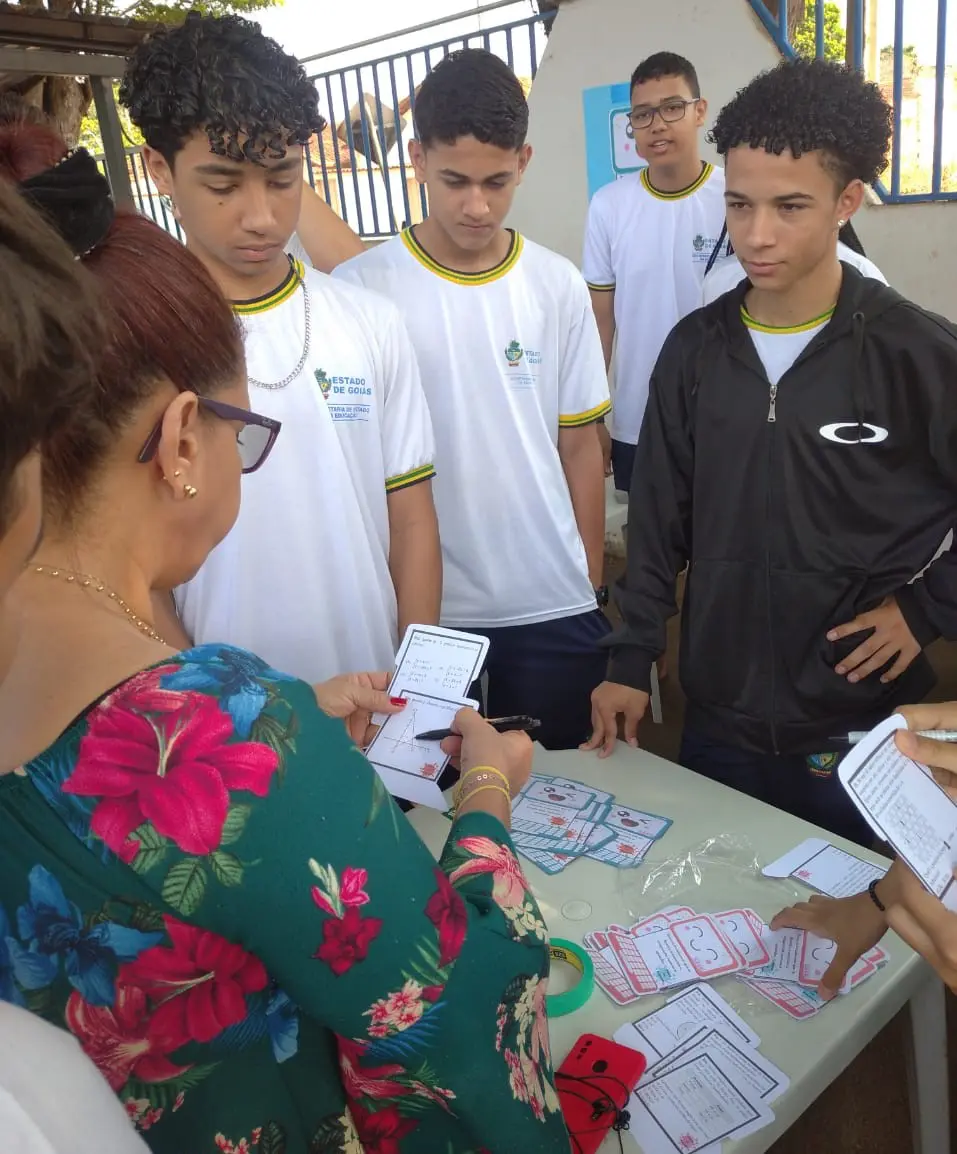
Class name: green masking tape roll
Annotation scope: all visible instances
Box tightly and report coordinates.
[545,938,594,1017]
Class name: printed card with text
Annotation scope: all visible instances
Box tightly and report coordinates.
[838,715,957,911]
[763,837,888,898]
[614,984,760,1064]
[629,1053,775,1153]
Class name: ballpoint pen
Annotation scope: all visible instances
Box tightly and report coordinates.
[832,730,957,745]
[416,715,541,741]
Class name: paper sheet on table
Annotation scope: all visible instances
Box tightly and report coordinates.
[628,1052,775,1153]
[838,714,957,911]
[365,691,476,808]
[644,1022,789,1104]
[614,984,759,1064]
[763,836,888,898]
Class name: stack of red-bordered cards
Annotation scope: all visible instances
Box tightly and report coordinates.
[734,909,889,1019]
[614,985,787,1152]
[583,906,771,1006]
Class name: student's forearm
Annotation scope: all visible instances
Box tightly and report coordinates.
[589,289,616,373]
[296,182,364,272]
[388,487,442,633]
[559,427,606,588]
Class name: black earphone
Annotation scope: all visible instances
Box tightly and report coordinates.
[555,1066,633,1154]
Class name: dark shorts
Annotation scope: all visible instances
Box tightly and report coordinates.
[611,438,637,494]
[474,609,612,751]
[679,728,874,847]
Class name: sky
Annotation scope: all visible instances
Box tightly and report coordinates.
[255,0,956,69]
[256,0,538,74]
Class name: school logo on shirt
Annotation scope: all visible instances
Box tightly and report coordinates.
[321,373,373,422]
[315,368,332,399]
[692,234,722,265]
[806,752,839,778]
[502,340,542,389]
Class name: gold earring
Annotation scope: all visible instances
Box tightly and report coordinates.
[184,484,198,499]
[173,470,181,478]
[838,218,847,228]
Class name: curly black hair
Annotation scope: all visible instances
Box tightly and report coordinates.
[120,11,325,166]
[709,57,892,187]
[414,48,528,150]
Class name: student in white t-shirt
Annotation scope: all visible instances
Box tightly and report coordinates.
[583,52,728,494]
[122,13,441,683]
[337,49,611,750]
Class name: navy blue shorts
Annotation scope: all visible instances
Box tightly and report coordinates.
[474,609,612,751]
[611,438,637,494]
[679,728,874,847]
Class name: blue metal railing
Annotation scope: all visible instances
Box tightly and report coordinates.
[305,12,547,238]
[748,0,956,204]
[96,12,545,241]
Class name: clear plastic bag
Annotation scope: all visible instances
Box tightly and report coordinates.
[613,833,825,1019]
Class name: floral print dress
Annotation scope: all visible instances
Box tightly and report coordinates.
[0,645,569,1153]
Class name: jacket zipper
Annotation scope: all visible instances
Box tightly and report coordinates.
[764,380,779,752]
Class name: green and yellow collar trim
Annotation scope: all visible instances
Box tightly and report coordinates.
[232,257,305,316]
[741,304,836,335]
[640,162,714,201]
[401,227,523,285]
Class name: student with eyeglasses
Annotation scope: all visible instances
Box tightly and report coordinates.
[582,52,728,497]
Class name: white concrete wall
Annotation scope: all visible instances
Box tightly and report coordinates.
[510,0,957,318]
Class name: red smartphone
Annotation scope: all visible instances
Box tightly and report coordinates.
[556,1033,647,1154]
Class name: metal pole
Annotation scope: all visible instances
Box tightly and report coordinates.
[90,74,132,206]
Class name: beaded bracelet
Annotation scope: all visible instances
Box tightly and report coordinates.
[454,783,511,815]
[455,769,512,807]
[457,764,509,792]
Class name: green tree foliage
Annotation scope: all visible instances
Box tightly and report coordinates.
[792,0,847,61]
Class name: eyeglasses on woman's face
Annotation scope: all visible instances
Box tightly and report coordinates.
[137,396,282,475]
[628,98,700,132]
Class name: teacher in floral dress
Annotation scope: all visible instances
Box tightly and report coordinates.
[0,118,569,1152]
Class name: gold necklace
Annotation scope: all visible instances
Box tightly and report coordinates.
[31,565,167,645]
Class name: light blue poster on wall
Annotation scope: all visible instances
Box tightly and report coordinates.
[582,82,647,200]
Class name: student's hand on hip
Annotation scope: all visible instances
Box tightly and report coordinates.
[828,596,920,683]
[313,672,406,748]
[885,862,957,994]
[581,682,649,759]
[440,707,534,797]
[771,890,887,1000]
[895,705,957,801]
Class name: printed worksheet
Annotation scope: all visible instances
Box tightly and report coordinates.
[614,984,759,1063]
[365,691,477,808]
[763,837,888,898]
[645,1023,789,1103]
[388,624,488,699]
[628,1053,775,1153]
[838,715,957,911]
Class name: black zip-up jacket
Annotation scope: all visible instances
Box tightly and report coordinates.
[606,265,957,755]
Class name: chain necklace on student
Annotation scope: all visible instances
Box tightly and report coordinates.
[31,565,167,645]
[247,276,312,391]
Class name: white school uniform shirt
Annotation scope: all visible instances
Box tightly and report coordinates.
[335,229,610,630]
[582,163,728,446]
[742,305,835,386]
[176,258,435,681]
[0,1003,149,1153]
[702,242,888,305]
